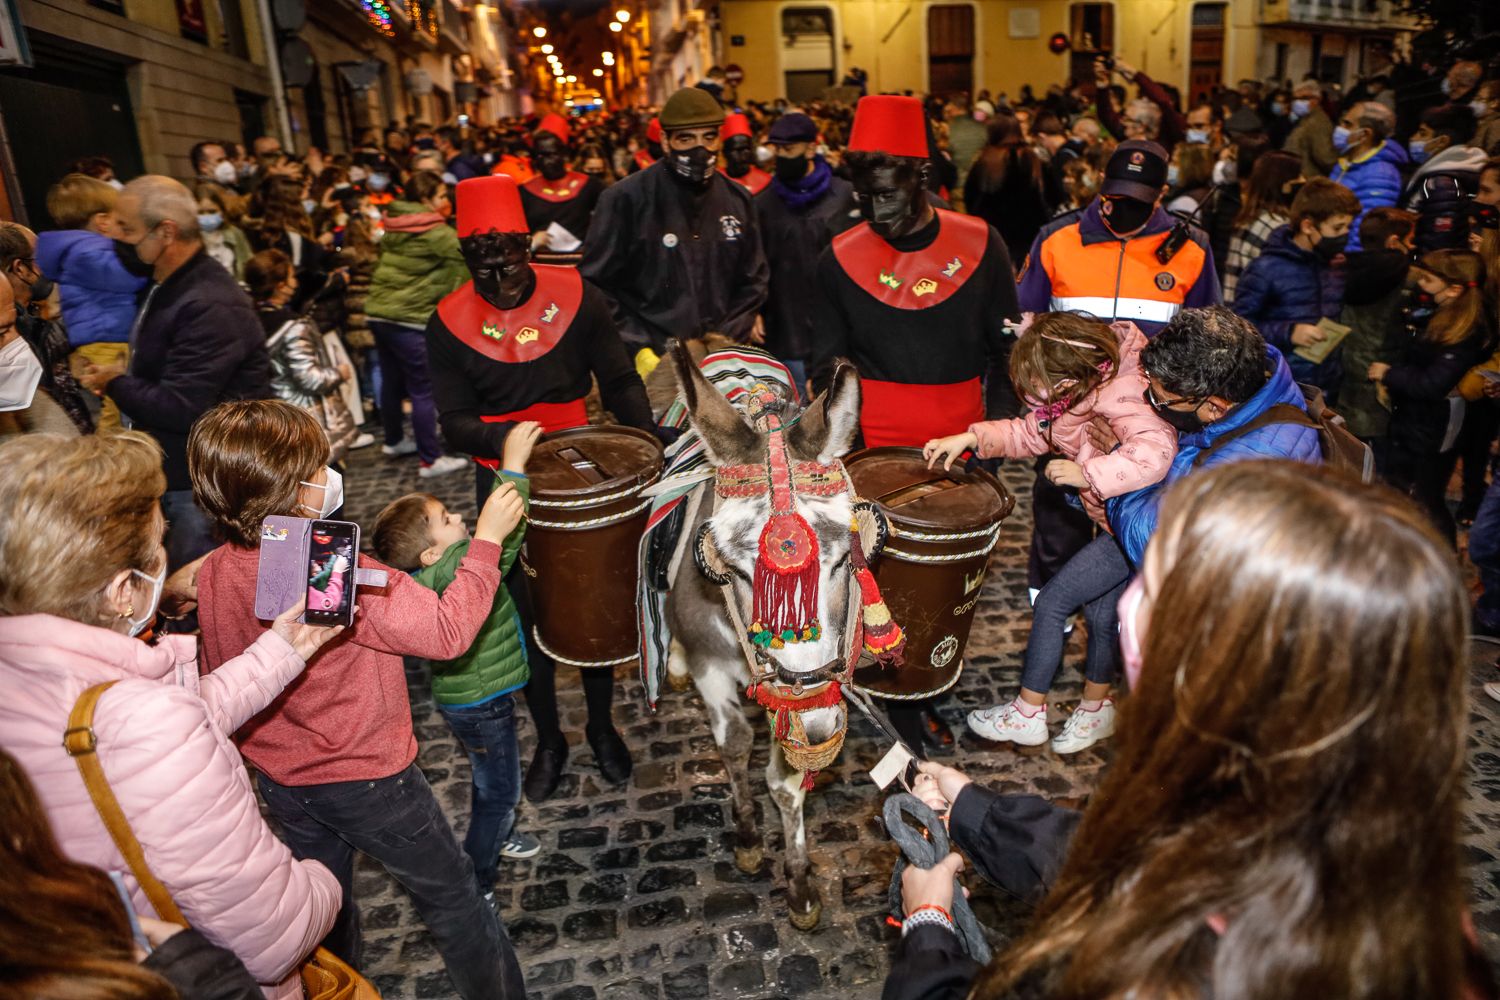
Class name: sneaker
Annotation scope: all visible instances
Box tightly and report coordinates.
[349,432,376,450]
[419,454,470,478]
[966,701,1049,746]
[1051,700,1116,755]
[381,439,416,457]
[500,830,541,860]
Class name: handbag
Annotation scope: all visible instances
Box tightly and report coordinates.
[65,681,380,1000]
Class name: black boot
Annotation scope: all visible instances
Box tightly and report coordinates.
[588,725,633,785]
[523,740,568,803]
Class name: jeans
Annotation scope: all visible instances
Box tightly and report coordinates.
[257,763,524,1000]
[1027,463,1095,591]
[160,489,217,572]
[370,320,442,464]
[1472,476,1500,633]
[1019,532,1131,694]
[439,694,523,891]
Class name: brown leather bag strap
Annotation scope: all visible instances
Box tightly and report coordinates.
[65,680,188,926]
[1191,403,1316,468]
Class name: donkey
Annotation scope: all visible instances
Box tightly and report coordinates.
[662,348,863,931]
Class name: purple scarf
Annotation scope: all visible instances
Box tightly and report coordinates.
[771,155,834,212]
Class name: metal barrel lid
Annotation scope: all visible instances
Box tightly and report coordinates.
[527,426,664,503]
[844,446,1011,531]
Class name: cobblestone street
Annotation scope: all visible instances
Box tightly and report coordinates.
[337,437,1500,999]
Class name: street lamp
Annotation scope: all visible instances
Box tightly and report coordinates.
[532,26,546,37]
[615,9,630,21]
[592,68,604,77]
[608,20,622,32]
[540,43,553,53]
[566,74,577,82]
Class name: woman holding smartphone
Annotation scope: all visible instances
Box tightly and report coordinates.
[0,431,345,999]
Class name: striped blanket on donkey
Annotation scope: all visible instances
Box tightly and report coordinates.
[636,347,802,709]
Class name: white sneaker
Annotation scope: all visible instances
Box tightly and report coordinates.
[1051,699,1116,755]
[966,701,1049,746]
[419,454,470,478]
[350,432,376,450]
[381,439,417,457]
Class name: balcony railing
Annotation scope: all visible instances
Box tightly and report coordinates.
[1259,0,1419,29]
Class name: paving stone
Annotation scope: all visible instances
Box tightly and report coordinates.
[339,447,1500,998]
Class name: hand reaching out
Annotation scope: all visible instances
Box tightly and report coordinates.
[475,481,525,544]
[923,432,978,471]
[502,421,543,474]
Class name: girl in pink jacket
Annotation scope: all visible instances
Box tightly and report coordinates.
[924,313,1176,754]
[0,431,344,1000]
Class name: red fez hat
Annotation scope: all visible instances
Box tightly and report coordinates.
[646,117,662,143]
[847,95,928,159]
[456,175,528,238]
[721,112,753,139]
[537,113,570,144]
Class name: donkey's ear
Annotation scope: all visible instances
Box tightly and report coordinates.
[787,360,861,464]
[670,343,760,465]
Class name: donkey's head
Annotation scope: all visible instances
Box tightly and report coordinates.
[673,348,863,678]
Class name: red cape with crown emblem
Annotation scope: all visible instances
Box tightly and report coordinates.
[830,209,988,310]
[522,171,592,203]
[436,264,584,365]
[722,165,771,196]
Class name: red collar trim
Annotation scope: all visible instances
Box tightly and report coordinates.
[523,171,590,203]
[435,265,583,364]
[722,166,771,195]
[830,209,989,309]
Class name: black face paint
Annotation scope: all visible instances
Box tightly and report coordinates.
[668,145,717,184]
[113,238,156,278]
[462,232,534,310]
[722,135,755,178]
[774,153,810,185]
[850,160,927,241]
[1100,195,1154,237]
[533,134,569,182]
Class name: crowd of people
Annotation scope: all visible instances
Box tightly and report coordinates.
[1,41,1500,1000]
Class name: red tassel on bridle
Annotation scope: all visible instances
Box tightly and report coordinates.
[850,526,906,667]
[748,417,822,649]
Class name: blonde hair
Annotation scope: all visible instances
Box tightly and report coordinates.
[45,174,117,231]
[1009,312,1122,410]
[1417,249,1486,346]
[0,432,165,625]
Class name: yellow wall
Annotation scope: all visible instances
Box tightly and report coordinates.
[721,0,1262,106]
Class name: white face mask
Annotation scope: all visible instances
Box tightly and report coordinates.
[213,160,238,185]
[127,566,166,637]
[0,335,42,412]
[298,466,344,518]
[106,177,125,191]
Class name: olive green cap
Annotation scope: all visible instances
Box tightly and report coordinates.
[659,86,726,131]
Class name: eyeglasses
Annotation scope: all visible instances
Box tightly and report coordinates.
[1144,382,1205,412]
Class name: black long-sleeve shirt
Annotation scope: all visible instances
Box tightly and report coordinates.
[580,161,768,350]
[426,271,653,460]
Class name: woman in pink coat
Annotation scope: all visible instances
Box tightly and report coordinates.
[0,431,346,1000]
[925,313,1176,754]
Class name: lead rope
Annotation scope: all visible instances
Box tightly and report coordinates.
[883,793,992,963]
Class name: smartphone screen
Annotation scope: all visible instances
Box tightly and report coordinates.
[305,520,357,627]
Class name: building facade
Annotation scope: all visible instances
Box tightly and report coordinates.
[716,0,1416,106]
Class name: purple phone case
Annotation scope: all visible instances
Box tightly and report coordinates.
[254,515,312,621]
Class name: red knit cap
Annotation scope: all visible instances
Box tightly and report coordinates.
[847,95,928,159]
[537,113,570,144]
[721,112,753,139]
[456,175,528,237]
[646,116,662,143]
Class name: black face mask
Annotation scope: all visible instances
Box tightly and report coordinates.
[1146,390,1207,434]
[461,232,534,310]
[774,154,810,185]
[1313,232,1349,262]
[1100,196,1154,237]
[668,145,717,184]
[722,136,755,178]
[113,239,155,279]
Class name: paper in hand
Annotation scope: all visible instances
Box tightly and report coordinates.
[544,221,582,252]
[1292,318,1353,365]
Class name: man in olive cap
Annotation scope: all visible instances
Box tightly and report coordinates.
[581,87,768,354]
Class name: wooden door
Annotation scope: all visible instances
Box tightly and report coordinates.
[1189,3,1226,106]
[927,5,974,101]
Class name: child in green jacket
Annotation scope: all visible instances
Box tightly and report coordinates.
[373,421,543,903]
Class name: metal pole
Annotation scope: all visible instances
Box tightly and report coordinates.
[255,0,295,152]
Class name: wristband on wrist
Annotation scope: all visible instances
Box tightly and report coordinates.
[902,904,955,937]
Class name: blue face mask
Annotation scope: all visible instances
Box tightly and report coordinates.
[301,198,317,215]
[1271,101,1288,117]
[1185,128,1210,145]
[197,212,223,233]
[1408,139,1429,163]
[1291,99,1312,120]
[1332,126,1352,152]
[1441,77,1452,97]
[369,173,390,192]
[1166,164,1181,187]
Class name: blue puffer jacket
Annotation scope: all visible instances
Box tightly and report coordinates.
[1331,139,1409,250]
[1230,225,1346,395]
[1107,345,1322,565]
[35,230,147,348]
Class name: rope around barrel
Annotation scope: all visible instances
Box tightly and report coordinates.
[883,793,992,963]
[525,498,654,530]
